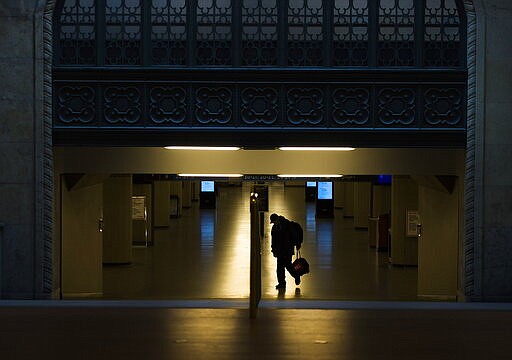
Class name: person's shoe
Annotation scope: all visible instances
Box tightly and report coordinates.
[295,276,301,285]
[275,283,286,289]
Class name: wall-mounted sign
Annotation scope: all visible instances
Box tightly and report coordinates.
[317,182,333,200]
[406,210,420,237]
[306,181,317,187]
[132,196,146,220]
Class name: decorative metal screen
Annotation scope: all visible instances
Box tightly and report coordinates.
[333,0,369,66]
[151,0,188,65]
[287,0,324,66]
[378,0,415,66]
[53,0,467,146]
[241,0,278,66]
[54,0,466,68]
[54,81,466,129]
[196,0,233,66]
[56,0,96,65]
[104,0,142,65]
[424,0,462,67]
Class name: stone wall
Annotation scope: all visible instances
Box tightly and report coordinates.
[474,0,512,300]
[0,1,49,298]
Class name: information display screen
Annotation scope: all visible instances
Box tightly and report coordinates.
[317,182,333,200]
[201,181,215,192]
[306,181,317,187]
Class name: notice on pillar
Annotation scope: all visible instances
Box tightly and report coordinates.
[132,196,146,220]
[406,210,419,237]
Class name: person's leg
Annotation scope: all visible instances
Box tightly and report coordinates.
[276,257,287,288]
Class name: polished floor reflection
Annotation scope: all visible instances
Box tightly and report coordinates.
[103,182,418,301]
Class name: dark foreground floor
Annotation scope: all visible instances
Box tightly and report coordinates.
[1,302,512,360]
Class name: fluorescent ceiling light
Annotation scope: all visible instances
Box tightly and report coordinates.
[277,174,343,178]
[178,173,243,178]
[278,147,355,151]
[165,146,240,151]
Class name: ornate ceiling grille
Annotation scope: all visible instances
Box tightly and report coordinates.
[52,0,467,147]
[54,0,465,68]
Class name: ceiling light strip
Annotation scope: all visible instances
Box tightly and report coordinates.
[165,146,240,151]
[277,174,343,178]
[278,147,355,151]
[178,174,243,178]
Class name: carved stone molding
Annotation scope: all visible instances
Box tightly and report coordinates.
[287,87,325,125]
[241,87,279,125]
[104,86,142,124]
[56,85,96,124]
[332,87,370,126]
[42,0,57,297]
[377,88,416,126]
[195,87,233,124]
[149,86,187,124]
[463,0,478,300]
[423,87,464,127]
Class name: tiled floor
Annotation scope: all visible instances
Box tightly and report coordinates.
[103,182,417,301]
[1,305,512,360]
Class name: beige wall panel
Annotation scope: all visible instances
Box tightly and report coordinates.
[418,182,459,300]
[170,181,183,217]
[153,180,170,227]
[391,176,418,266]
[61,183,103,298]
[103,175,133,264]
[192,181,200,201]
[354,182,371,228]
[182,181,192,208]
[372,185,391,218]
[54,148,464,176]
[334,182,345,208]
[343,182,355,217]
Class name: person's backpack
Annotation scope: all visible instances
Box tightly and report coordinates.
[288,221,303,249]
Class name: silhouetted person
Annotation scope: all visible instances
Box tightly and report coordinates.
[270,213,300,289]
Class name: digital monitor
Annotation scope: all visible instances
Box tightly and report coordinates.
[317,182,333,200]
[376,175,392,185]
[201,181,215,192]
[306,181,317,187]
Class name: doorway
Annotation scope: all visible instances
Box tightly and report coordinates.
[56,147,464,301]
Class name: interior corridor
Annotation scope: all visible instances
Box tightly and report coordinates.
[102,182,418,301]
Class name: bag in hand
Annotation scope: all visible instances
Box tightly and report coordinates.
[291,251,310,277]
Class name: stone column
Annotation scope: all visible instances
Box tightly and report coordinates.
[343,182,354,217]
[0,3,52,299]
[103,175,133,264]
[153,180,171,227]
[468,0,512,301]
[182,181,192,208]
[61,182,103,298]
[390,176,418,266]
[417,179,459,300]
[353,182,371,229]
[334,182,345,209]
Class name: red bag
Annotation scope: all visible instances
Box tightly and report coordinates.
[291,251,310,276]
